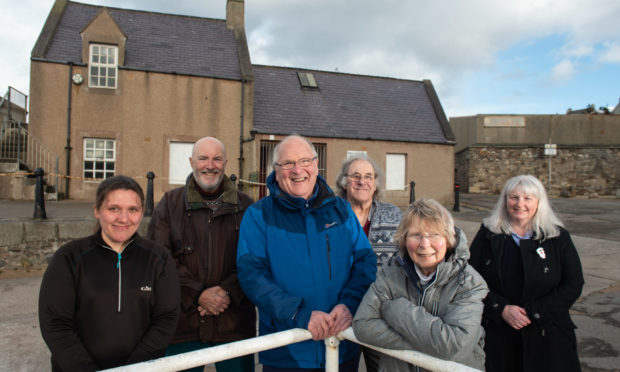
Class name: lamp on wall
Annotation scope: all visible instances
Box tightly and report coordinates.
[72,73,84,85]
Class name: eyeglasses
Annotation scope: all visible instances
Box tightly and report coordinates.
[407,233,443,243]
[274,156,317,170]
[347,173,375,183]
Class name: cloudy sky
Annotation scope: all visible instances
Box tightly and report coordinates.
[2,0,619,117]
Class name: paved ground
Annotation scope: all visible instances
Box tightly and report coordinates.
[1,194,619,371]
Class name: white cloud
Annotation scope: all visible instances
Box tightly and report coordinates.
[550,59,576,83]
[599,42,620,63]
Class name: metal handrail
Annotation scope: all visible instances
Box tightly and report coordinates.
[101,327,480,372]
[0,121,62,199]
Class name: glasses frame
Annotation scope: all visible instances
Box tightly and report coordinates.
[274,156,317,170]
[346,173,375,183]
[407,232,444,243]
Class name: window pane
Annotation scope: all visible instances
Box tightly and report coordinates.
[95,150,104,159]
[109,68,116,77]
[95,141,104,149]
[100,77,106,86]
[109,53,115,64]
[108,78,115,87]
[106,140,114,148]
[84,171,93,178]
[85,139,94,148]
[85,150,93,158]
[106,150,114,159]
[95,161,104,170]
[84,161,93,169]
[93,45,99,55]
[96,172,104,179]
[108,162,115,171]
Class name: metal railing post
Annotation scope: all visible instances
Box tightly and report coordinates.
[33,168,47,219]
[325,336,340,372]
[453,183,460,212]
[230,174,237,188]
[16,122,22,166]
[409,181,416,204]
[145,172,155,217]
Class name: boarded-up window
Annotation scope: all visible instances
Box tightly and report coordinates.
[169,142,193,184]
[386,154,406,190]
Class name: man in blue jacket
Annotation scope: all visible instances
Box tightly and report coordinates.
[237,135,376,371]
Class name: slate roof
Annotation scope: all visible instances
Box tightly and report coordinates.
[252,65,453,144]
[40,1,241,80]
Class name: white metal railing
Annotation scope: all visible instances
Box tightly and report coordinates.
[101,327,480,372]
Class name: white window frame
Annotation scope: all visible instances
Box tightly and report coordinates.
[89,44,118,89]
[385,154,406,190]
[83,138,116,180]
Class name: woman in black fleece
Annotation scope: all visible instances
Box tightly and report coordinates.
[39,175,180,371]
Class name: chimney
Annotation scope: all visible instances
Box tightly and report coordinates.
[226,0,245,30]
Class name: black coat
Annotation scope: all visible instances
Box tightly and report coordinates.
[469,224,584,372]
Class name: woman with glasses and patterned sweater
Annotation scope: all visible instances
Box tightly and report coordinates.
[336,155,402,372]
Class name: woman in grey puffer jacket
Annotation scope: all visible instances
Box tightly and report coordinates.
[353,198,488,372]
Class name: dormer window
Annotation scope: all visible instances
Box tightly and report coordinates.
[89,44,118,88]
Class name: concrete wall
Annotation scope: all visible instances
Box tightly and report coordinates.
[249,134,455,207]
[451,114,620,152]
[29,61,244,202]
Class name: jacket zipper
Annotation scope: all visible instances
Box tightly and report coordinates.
[116,252,122,312]
[325,235,332,280]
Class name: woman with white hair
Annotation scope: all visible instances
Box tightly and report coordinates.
[469,174,584,372]
[353,198,487,371]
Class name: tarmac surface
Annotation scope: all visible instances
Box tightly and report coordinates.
[1,194,619,371]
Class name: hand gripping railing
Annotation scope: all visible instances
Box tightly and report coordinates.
[101,327,480,372]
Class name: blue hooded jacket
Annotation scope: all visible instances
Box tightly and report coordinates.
[237,171,376,368]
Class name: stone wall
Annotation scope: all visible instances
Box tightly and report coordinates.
[0,218,150,271]
[456,146,620,197]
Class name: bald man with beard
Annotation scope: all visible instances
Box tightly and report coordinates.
[148,136,256,372]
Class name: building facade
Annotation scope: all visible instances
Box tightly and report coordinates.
[451,114,620,197]
[27,0,455,206]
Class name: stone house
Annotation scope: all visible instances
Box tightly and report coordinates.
[27,0,455,206]
[451,114,620,197]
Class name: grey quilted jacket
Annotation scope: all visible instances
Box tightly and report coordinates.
[353,227,488,372]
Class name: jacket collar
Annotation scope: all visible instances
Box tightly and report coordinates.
[183,173,239,212]
[265,171,335,211]
[92,229,139,253]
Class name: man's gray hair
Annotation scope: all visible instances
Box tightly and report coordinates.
[272,134,318,165]
[335,154,384,201]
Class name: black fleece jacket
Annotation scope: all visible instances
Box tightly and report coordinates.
[38,232,180,371]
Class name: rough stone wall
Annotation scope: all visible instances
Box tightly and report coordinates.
[461,146,620,197]
[0,218,150,271]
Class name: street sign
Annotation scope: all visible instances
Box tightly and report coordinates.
[544,143,557,156]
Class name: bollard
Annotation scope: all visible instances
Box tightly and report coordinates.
[145,172,155,217]
[409,181,416,204]
[230,174,237,188]
[33,168,47,219]
[453,183,461,212]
